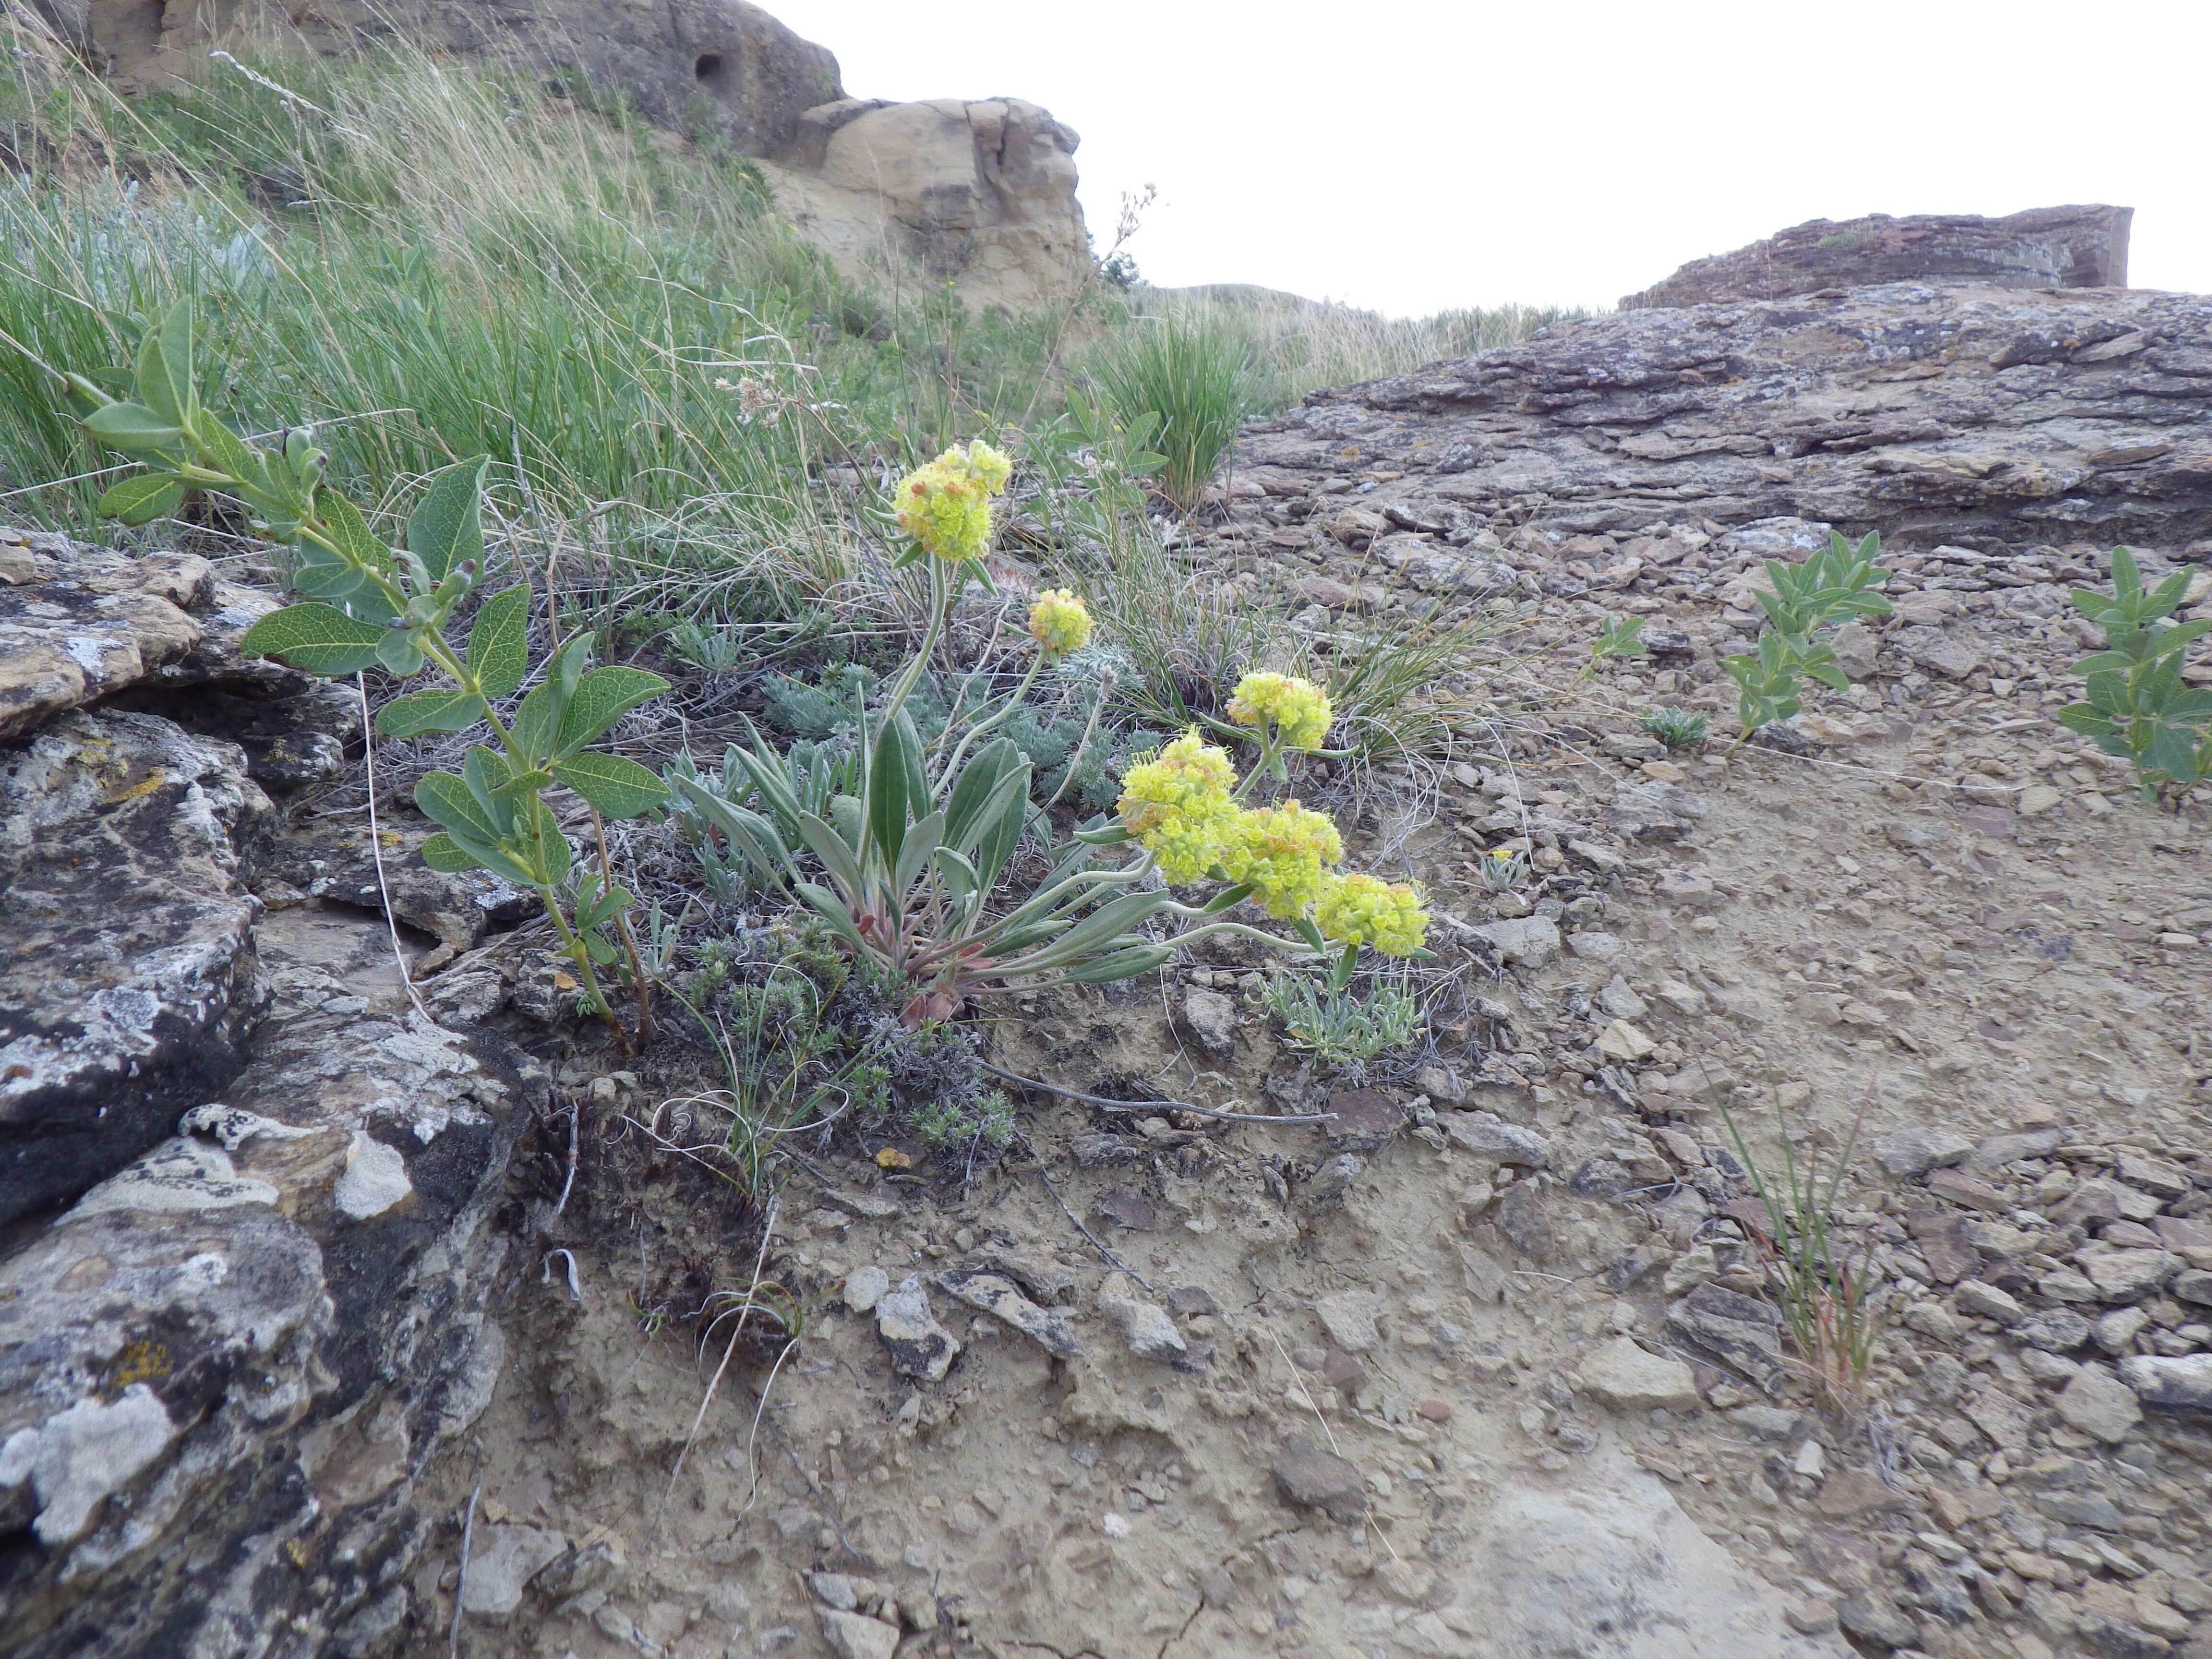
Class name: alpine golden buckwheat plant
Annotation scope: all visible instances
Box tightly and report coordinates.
[673,457,1429,1024]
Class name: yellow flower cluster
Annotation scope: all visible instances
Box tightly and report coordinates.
[1115,732,1238,882]
[894,439,1013,564]
[1226,671,1333,751]
[1219,802,1341,919]
[1314,872,1430,957]
[1027,589,1093,657]
[1114,733,1427,956]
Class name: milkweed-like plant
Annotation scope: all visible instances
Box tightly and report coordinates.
[30,301,668,1038]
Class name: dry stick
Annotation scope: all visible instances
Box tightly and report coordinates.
[981,1060,1334,1124]
[1024,1148,1152,1293]
[447,1441,486,1659]
[545,1101,580,1229]
[587,804,651,1047]
[356,675,436,1025]
[1257,1325,1402,1564]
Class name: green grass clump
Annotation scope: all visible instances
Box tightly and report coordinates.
[1637,705,1710,749]
[1085,313,1261,511]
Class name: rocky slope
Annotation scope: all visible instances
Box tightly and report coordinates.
[7,266,2212,1659]
[381,278,2212,1659]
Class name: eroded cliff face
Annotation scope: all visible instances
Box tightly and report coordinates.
[27,0,1094,310]
[31,0,840,155]
[0,528,544,1659]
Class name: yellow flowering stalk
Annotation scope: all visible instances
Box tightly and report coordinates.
[1226,670,1333,752]
[893,439,1013,565]
[1028,589,1093,658]
[1314,871,1430,958]
[1219,802,1342,919]
[1115,732,1238,882]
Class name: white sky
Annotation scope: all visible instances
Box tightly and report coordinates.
[766,0,2212,317]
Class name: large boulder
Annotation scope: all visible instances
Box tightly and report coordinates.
[762,97,1091,311]
[1622,205,2133,310]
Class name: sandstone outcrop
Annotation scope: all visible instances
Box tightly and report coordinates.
[28,0,1093,308]
[31,0,839,153]
[758,97,1090,313]
[1234,282,2212,560]
[1623,205,2133,310]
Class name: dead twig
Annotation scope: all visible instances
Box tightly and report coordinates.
[1022,1146,1153,1292]
[981,1061,1334,1124]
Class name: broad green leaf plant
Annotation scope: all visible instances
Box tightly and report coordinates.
[672,442,1430,1027]
[29,301,669,1036]
[2056,547,2212,801]
[1721,530,1892,734]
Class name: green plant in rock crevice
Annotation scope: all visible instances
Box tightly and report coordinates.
[1721,530,1891,736]
[15,301,668,1038]
[2057,546,2212,802]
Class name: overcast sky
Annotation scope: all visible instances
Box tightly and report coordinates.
[767,0,2211,317]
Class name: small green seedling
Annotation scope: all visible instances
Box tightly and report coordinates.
[1584,613,1647,678]
[1637,705,1710,749]
[1721,530,1890,736]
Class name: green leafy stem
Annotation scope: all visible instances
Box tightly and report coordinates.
[26,301,669,1037]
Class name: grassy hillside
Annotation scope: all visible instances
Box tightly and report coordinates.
[0,19,1579,588]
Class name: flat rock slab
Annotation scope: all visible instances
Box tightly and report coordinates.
[1451,1464,1851,1657]
[1272,1435,1366,1523]
[1580,1336,1698,1412]
[2121,1354,2212,1415]
[1666,1280,1786,1391]
[936,1269,1080,1357]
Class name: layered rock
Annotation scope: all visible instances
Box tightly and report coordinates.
[1236,283,2212,559]
[1623,205,2134,310]
[0,953,540,1659]
[0,707,270,1224]
[1,526,547,1656]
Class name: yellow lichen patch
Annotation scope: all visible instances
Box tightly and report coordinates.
[106,1338,171,1393]
[100,767,168,806]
